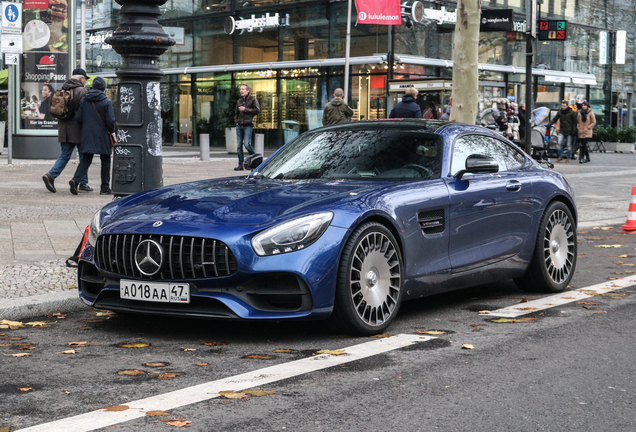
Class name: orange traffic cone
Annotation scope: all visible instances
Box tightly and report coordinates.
[622,186,636,231]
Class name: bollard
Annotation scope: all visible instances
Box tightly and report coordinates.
[254,133,264,155]
[200,134,210,161]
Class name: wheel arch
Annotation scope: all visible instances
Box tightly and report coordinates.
[351,214,405,256]
[548,194,578,227]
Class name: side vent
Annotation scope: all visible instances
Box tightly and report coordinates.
[418,210,445,234]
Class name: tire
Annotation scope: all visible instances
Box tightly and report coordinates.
[515,201,577,293]
[329,222,403,336]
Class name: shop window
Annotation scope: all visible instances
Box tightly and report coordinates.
[193,19,233,66]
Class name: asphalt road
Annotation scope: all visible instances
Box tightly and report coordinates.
[1,226,635,431]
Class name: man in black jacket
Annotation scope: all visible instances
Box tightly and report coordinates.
[234,84,260,171]
[548,100,578,162]
[42,68,92,192]
[389,88,422,119]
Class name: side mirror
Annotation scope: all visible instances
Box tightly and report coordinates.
[455,154,499,179]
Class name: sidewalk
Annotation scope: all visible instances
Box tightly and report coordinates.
[0,147,634,320]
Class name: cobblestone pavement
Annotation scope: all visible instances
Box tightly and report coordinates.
[0,147,635,306]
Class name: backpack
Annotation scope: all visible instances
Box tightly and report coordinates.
[243,153,263,170]
[50,88,75,119]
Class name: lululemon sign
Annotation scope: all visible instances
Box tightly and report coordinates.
[355,0,401,25]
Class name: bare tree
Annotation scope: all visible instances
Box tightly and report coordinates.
[450,0,481,123]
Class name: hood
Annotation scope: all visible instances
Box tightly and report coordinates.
[105,178,380,227]
[85,89,107,102]
[329,98,346,106]
[401,95,416,103]
[62,78,83,90]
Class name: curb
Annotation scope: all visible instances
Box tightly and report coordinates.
[0,291,85,321]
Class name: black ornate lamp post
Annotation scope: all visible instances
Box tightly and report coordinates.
[105,0,175,196]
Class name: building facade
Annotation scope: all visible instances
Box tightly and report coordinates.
[12,0,636,152]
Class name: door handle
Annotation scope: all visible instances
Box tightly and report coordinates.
[506,180,522,191]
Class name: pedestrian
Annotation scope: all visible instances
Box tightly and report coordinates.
[440,96,452,121]
[389,87,423,119]
[548,100,578,162]
[577,100,596,164]
[518,102,526,141]
[42,68,92,193]
[322,88,354,126]
[68,76,116,195]
[233,84,260,171]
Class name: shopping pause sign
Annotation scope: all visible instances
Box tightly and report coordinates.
[538,20,567,40]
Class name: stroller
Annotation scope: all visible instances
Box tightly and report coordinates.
[529,107,557,168]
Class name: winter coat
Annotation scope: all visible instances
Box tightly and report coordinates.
[57,78,87,144]
[234,94,260,126]
[577,108,596,139]
[389,96,423,119]
[74,89,116,155]
[322,97,354,126]
[549,107,578,136]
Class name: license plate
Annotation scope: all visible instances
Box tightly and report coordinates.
[120,280,190,304]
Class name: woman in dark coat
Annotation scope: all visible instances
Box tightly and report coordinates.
[69,76,116,195]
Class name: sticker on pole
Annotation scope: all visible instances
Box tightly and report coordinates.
[1,2,22,34]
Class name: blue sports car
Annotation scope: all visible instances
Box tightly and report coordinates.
[78,120,577,335]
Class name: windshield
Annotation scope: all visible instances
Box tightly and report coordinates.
[258,129,443,180]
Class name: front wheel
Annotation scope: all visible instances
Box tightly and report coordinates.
[329,222,403,335]
[515,201,577,293]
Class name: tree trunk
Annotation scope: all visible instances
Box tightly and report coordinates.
[450,0,481,124]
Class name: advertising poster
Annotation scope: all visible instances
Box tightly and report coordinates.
[19,0,70,130]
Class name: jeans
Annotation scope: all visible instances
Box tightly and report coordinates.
[48,142,88,186]
[557,134,574,159]
[72,153,111,192]
[236,125,255,167]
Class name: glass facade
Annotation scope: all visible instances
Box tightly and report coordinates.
[14,0,631,147]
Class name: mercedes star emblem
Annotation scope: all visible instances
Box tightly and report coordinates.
[134,239,164,276]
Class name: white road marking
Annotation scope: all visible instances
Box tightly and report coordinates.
[17,334,434,432]
[487,275,636,318]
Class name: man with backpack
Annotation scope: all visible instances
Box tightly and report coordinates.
[42,68,92,193]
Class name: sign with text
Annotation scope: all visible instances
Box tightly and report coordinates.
[615,30,626,65]
[538,20,566,40]
[355,0,401,25]
[1,1,22,34]
[480,9,513,32]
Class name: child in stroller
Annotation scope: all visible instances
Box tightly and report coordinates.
[529,106,558,168]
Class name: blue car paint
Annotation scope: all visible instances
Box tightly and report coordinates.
[78,120,577,322]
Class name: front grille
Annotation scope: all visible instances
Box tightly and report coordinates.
[95,234,238,280]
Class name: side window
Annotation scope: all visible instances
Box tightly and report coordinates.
[450,135,525,175]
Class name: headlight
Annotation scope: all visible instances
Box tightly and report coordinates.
[252,212,334,256]
[87,210,102,246]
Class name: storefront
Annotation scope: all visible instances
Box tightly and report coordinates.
[6,0,632,156]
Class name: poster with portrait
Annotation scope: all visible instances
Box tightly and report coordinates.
[19,0,70,131]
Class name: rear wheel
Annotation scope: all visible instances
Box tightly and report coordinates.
[515,201,577,293]
[329,222,403,335]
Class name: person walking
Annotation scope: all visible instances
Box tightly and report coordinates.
[234,84,260,171]
[42,68,92,193]
[322,88,354,126]
[518,102,526,141]
[389,87,423,119]
[548,100,578,162]
[577,100,596,164]
[68,77,116,195]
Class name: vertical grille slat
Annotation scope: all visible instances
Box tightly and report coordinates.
[95,234,237,280]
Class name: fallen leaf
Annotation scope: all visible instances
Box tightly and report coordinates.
[103,405,129,412]
[79,326,94,330]
[158,373,182,380]
[0,320,25,330]
[45,313,67,318]
[65,285,77,290]
[491,318,537,323]
[478,310,491,314]
[470,324,485,327]
[369,334,395,338]
[144,362,168,367]
[24,321,52,327]
[16,343,35,350]
[146,410,170,417]
[118,370,146,376]
[219,390,248,399]
[182,348,197,352]
[203,342,226,346]
[166,420,192,427]
[272,349,292,353]
[1,336,22,341]
[461,344,474,350]
[0,343,10,347]
[582,306,591,310]
[518,298,529,303]
[243,389,277,397]
[68,341,89,347]
[592,311,607,314]
[57,349,77,354]
[243,354,274,359]
[595,244,622,248]
[18,387,34,391]
[561,297,577,299]
[515,307,537,311]
[119,343,150,348]
[416,330,446,335]
[196,363,208,366]
[3,353,31,357]
[601,227,613,230]
[623,263,636,266]
[315,350,346,356]
[94,311,117,317]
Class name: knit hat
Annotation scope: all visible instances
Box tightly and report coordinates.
[92,76,106,91]
[581,100,589,107]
